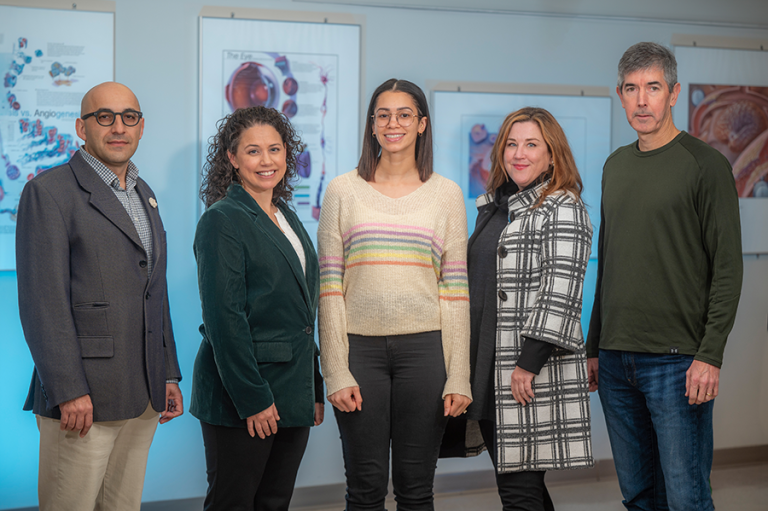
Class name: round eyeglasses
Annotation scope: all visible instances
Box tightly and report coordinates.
[81,109,143,127]
[372,111,419,128]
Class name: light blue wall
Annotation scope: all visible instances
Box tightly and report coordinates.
[2,0,768,508]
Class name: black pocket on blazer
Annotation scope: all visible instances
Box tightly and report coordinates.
[72,302,110,336]
[253,342,292,363]
[78,336,114,358]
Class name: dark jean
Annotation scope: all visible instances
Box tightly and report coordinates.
[334,331,449,511]
[200,421,310,511]
[598,349,714,511]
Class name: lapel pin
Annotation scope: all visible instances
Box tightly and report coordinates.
[149,198,158,208]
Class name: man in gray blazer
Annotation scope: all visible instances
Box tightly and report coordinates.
[16,82,183,511]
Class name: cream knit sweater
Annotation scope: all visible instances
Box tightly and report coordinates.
[317,170,472,399]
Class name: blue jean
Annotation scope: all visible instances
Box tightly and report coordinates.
[334,331,448,511]
[598,350,714,511]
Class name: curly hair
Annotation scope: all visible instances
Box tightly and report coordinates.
[200,106,304,209]
[487,107,583,208]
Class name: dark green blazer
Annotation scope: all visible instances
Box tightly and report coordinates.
[190,184,322,428]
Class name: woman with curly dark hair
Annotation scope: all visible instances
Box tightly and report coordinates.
[190,106,324,511]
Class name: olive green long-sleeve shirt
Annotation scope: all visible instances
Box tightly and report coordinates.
[586,132,743,368]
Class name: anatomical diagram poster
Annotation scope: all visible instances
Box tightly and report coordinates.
[0,5,114,270]
[689,84,768,199]
[199,15,361,223]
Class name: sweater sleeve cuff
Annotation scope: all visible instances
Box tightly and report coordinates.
[442,375,472,400]
[324,369,359,397]
[516,336,554,375]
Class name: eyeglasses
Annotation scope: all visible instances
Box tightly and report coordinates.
[81,109,143,127]
[372,111,419,128]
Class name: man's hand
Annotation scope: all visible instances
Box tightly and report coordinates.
[588,357,599,392]
[314,403,325,426]
[444,394,472,417]
[685,360,720,405]
[510,366,536,405]
[247,403,280,439]
[328,386,363,412]
[160,383,183,424]
[59,394,93,438]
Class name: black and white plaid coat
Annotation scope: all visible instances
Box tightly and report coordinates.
[483,179,594,473]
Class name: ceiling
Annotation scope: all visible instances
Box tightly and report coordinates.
[295,0,768,29]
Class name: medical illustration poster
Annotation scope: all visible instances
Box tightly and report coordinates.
[0,5,114,270]
[688,84,768,198]
[432,90,611,256]
[676,45,768,253]
[200,16,361,223]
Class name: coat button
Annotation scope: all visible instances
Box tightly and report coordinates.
[497,245,508,258]
[305,326,313,335]
[139,260,147,268]
[498,290,507,301]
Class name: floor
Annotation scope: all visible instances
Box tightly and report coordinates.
[297,462,768,511]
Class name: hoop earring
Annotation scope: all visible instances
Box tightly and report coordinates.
[418,131,424,138]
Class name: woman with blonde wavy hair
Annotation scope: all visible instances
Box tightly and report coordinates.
[463,107,594,510]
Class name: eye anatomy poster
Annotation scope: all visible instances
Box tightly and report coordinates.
[0,5,114,270]
[432,90,611,256]
[199,15,361,223]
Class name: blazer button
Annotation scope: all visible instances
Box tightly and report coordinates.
[139,260,147,268]
[498,289,508,301]
[146,293,151,300]
[305,326,313,335]
[497,245,508,258]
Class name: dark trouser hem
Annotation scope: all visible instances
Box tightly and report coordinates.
[200,420,310,511]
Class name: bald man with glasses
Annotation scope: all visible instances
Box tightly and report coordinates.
[16,81,183,511]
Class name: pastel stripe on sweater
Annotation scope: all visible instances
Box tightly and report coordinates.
[342,223,444,274]
[319,256,344,298]
[439,261,469,302]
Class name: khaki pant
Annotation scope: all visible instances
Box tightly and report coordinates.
[36,401,159,511]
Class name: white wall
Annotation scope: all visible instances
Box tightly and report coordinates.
[1,0,767,507]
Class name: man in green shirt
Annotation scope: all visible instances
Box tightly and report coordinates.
[586,42,742,511]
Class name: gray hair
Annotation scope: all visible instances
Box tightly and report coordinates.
[618,42,677,92]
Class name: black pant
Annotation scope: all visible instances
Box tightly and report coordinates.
[479,420,555,511]
[335,331,449,511]
[200,421,310,511]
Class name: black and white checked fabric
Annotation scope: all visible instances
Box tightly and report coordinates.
[79,148,154,276]
[482,179,594,473]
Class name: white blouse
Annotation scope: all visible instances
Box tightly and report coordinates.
[275,209,306,276]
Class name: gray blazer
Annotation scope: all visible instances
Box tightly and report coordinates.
[16,151,181,422]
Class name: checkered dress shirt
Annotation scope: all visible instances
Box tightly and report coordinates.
[79,148,154,277]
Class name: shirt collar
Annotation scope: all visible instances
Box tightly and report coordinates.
[79,147,139,191]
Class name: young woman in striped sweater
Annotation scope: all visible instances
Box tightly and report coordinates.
[318,79,472,510]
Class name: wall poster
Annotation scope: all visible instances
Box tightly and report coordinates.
[688,85,768,199]
[0,3,114,270]
[431,88,611,256]
[675,43,768,254]
[199,12,361,223]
